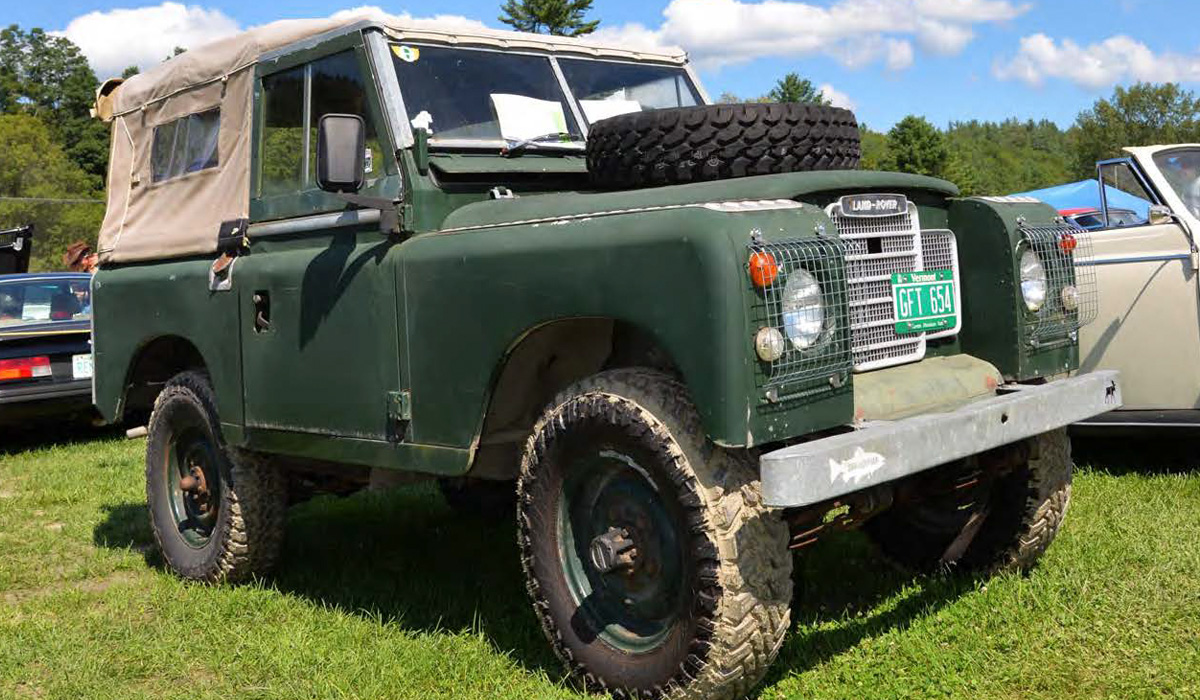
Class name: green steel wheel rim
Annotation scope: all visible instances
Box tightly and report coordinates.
[165,423,222,549]
[557,447,688,654]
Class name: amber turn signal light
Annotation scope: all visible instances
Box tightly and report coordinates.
[748,251,779,288]
[1058,232,1078,253]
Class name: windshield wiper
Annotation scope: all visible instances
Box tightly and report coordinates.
[500,132,583,158]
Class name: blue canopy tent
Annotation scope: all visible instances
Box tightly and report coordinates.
[1010,180,1152,218]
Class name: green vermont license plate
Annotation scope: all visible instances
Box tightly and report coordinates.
[891,269,956,334]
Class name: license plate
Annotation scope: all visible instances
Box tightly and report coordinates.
[891,270,957,334]
[72,353,93,380]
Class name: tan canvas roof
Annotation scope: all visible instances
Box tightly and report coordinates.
[94,15,688,264]
[102,16,688,118]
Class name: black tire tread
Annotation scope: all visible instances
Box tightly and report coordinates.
[517,368,792,700]
[866,428,1072,575]
[586,103,860,189]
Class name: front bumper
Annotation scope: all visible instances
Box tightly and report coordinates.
[760,370,1121,508]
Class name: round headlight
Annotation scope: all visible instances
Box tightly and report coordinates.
[755,327,786,362]
[1019,250,1047,312]
[1061,284,1080,312]
[782,268,825,350]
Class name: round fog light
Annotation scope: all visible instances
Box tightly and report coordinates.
[1061,285,1080,312]
[755,327,786,362]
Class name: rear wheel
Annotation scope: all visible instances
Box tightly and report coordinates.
[865,429,1072,574]
[145,371,286,583]
[517,369,792,700]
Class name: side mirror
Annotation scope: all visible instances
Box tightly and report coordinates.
[1149,204,1174,226]
[316,114,365,193]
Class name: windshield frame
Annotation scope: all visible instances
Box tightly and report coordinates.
[385,41,705,153]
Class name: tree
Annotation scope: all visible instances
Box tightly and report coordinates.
[0,25,109,187]
[886,115,948,178]
[1072,82,1200,177]
[499,0,599,36]
[858,125,890,171]
[0,114,104,272]
[765,73,830,105]
[121,65,140,79]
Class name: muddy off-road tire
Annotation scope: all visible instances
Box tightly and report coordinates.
[865,429,1073,574]
[517,369,792,700]
[146,371,287,583]
[586,103,860,190]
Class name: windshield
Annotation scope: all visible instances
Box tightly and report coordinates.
[392,44,583,144]
[558,58,700,124]
[1154,148,1200,218]
[0,277,91,329]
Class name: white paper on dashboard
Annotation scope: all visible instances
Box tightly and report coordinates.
[580,99,642,123]
[490,94,569,141]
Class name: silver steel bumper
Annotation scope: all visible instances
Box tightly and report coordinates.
[760,370,1121,508]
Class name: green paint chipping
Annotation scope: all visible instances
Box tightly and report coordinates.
[892,269,956,334]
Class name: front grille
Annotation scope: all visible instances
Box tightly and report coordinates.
[918,229,962,339]
[828,201,926,371]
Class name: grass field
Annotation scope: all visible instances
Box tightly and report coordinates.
[1,428,1198,699]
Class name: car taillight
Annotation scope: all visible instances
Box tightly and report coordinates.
[0,357,52,382]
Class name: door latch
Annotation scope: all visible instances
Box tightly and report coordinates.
[252,291,271,333]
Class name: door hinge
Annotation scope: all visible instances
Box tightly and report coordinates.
[388,390,412,422]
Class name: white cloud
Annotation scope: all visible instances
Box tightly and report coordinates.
[994,33,1200,89]
[57,3,240,78]
[594,0,1029,70]
[328,5,489,33]
[56,3,487,79]
[916,18,974,56]
[818,83,856,110]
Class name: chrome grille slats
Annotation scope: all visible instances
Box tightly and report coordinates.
[918,229,962,339]
[827,201,926,371]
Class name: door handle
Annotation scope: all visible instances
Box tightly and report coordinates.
[252,291,271,333]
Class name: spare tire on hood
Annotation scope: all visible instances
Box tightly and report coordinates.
[586,103,861,190]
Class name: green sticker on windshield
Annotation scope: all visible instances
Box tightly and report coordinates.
[392,45,420,63]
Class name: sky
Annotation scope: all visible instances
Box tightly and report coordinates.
[11,0,1200,130]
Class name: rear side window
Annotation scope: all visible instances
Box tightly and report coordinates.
[151,109,220,183]
[260,66,306,196]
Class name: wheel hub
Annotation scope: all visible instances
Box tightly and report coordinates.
[589,526,638,574]
[179,451,213,516]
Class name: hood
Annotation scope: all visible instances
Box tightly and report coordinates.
[439,170,959,231]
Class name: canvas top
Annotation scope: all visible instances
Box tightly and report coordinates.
[101,15,689,119]
[92,14,689,265]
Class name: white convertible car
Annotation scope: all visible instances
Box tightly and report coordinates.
[1076,145,1200,428]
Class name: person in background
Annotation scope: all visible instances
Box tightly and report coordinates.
[63,241,98,273]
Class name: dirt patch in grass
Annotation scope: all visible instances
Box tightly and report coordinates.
[2,571,142,605]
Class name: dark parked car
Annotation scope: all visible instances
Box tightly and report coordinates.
[0,272,94,424]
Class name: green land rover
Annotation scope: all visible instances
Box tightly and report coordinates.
[89,16,1120,700]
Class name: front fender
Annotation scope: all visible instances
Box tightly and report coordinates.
[400,206,777,448]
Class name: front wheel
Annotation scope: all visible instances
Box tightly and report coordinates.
[865,428,1073,574]
[145,371,287,583]
[517,369,792,700]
